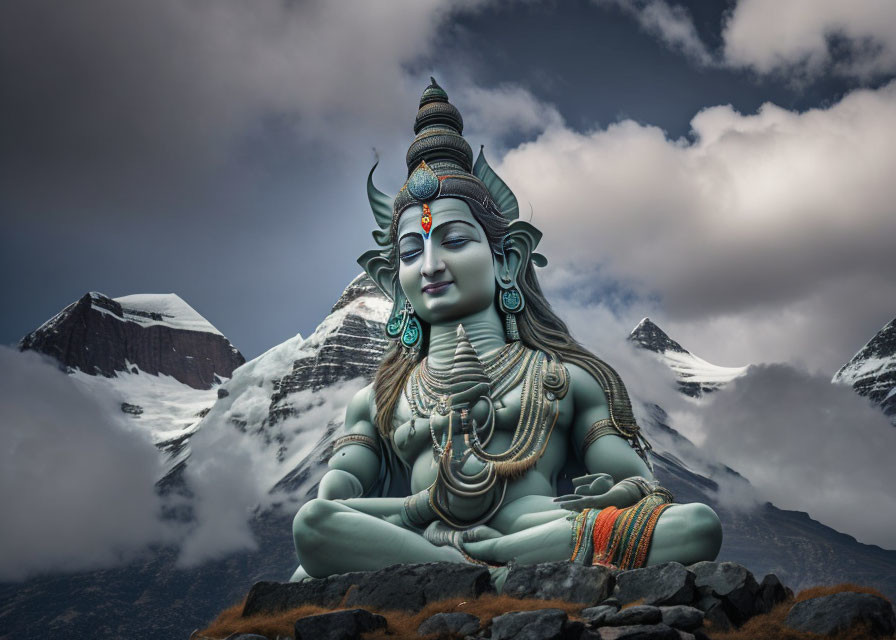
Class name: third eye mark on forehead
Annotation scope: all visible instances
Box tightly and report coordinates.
[398,220,480,246]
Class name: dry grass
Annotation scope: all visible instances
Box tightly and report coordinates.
[365,593,585,639]
[196,593,584,639]
[196,582,894,640]
[196,598,333,640]
[708,583,894,640]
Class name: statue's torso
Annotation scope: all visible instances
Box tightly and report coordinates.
[388,346,576,526]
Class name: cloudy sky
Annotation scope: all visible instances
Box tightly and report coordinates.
[1,0,896,572]
[3,0,894,372]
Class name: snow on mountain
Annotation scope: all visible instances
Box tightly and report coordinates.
[186,274,391,502]
[111,293,225,335]
[19,291,246,481]
[628,317,748,397]
[832,318,896,425]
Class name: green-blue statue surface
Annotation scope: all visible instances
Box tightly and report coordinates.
[291,79,722,581]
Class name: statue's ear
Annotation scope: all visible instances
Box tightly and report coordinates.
[496,220,547,284]
[358,249,396,300]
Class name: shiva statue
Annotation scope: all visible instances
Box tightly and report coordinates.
[291,79,722,581]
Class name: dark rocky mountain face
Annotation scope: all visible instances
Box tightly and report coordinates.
[628,317,689,355]
[268,276,388,423]
[19,292,244,390]
[833,318,896,425]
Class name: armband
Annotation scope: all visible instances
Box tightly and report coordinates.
[332,433,380,457]
[582,418,620,453]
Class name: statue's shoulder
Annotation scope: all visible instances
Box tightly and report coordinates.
[344,383,376,434]
[562,362,609,409]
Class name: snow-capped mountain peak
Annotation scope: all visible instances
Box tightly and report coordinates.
[628,317,748,397]
[832,317,896,425]
[111,293,225,335]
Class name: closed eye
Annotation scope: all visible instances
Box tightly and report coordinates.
[400,248,423,262]
[442,237,470,248]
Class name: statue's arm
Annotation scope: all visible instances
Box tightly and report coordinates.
[567,364,654,483]
[319,383,382,500]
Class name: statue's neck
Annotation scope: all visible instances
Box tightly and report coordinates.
[427,306,506,369]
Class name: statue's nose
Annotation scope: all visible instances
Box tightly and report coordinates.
[420,245,446,277]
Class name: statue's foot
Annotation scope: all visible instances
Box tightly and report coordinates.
[289,564,313,583]
[489,565,509,593]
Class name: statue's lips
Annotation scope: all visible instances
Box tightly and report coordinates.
[422,281,453,295]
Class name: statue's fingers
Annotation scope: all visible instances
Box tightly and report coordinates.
[463,525,502,543]
[552,495,588,511]
[589,474,615,495]
[572,473,606,488]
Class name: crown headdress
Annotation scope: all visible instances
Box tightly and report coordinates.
[358,78,544,346]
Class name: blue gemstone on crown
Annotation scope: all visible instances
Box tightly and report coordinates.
[407,162,439,200]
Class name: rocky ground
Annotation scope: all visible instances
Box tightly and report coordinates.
[196,560,896,640]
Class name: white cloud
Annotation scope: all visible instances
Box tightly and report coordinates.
[498,80,896,371]
[667,363,896,549]
[0,348,172,581]
[597,0,896,80]
[723,0,896,80]
[177,374,365,567]
[597,0,713,66]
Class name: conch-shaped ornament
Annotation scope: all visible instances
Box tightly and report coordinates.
[447,325,491,411]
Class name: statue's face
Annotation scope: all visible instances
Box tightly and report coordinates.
[397,198,496,325]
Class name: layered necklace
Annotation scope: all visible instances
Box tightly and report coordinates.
[406,339,569,475]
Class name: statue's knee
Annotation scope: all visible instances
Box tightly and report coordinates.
[293,498,336,540]
[687,503,723,555]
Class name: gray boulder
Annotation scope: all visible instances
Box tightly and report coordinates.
[591,623,680,639]
[344,563,493,612]
[689,561,759,625]
[785,592,896,637]
[756,573,789,614]
[582,604,619,626]
[603,605,662,626]
[417,612,480,637]
[614,563,696,606]
[658,605,703,631]
[293,608,387,640]
[242,574,365,615]
[695,595,732,632]
[503,561,613,604]
[489,608,568,640]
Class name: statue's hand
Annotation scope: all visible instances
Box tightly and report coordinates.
[423,520,502,549]
[553,474,648,512]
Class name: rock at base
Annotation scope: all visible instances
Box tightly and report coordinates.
[344,563,493,612]
[582,604,619,626]
[756,573,788,614]
[614,563,696,607]
[591,623,680,639]
[784,592,896,637]
[658,605,704,631]
[294,608,386,640]
[417,612,480,637]
[603,605,662,626]
[689,561,759,625]
[489,608,568,640]
[503,561,613,604]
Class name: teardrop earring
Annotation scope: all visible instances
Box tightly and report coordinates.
[400,300,422,351]
[498,288,524,342]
